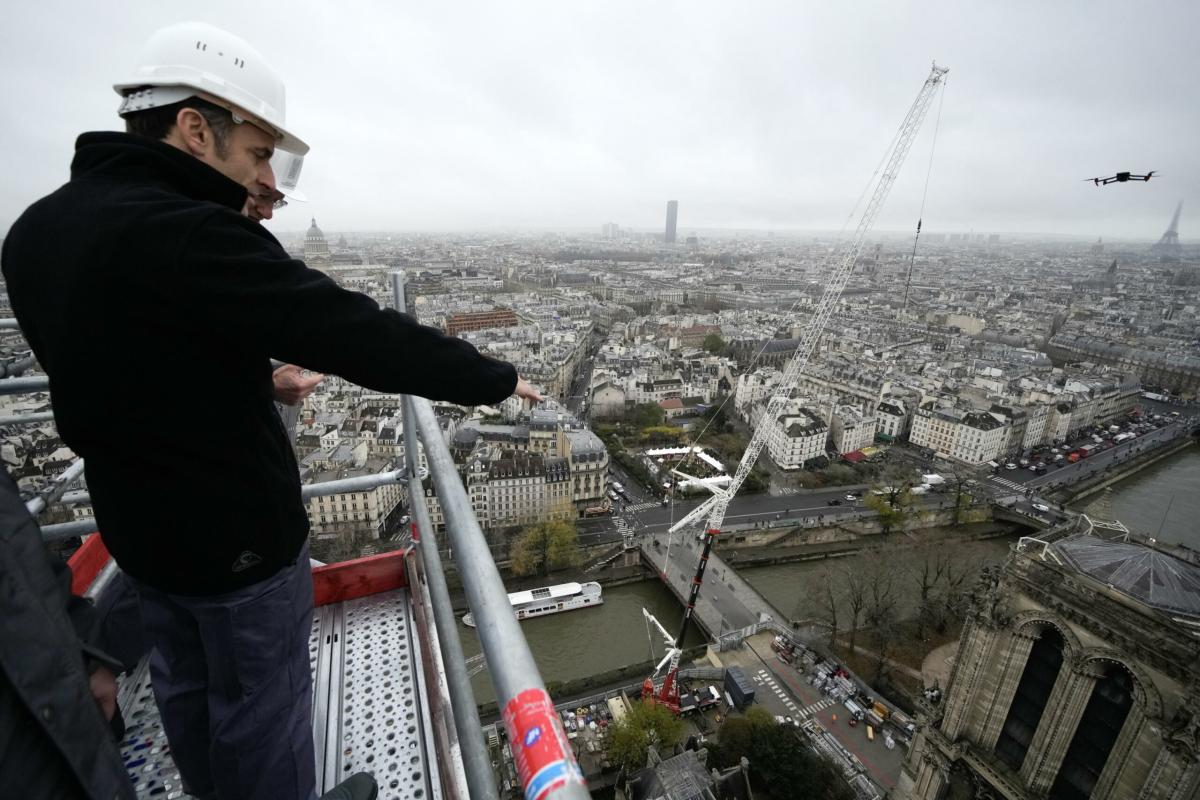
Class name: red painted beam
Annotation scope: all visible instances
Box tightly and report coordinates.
[67,533,109,596]
[312,548,410,607]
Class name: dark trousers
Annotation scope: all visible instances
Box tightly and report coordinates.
[129,548,316,800]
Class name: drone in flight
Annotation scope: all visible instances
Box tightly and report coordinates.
[1084,171,1157,187]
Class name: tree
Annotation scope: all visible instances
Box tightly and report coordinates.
[876,463,918,501]
[744,705,775,727]
[864,490,913,534]
[803,564,840,648]
[714,715,755,761]
[713,709,852,800]
[842,565,868,656]
[861,551,899,681]
[628,403,666,428]
[943,469,974,525]
[938,541,994,626]
[702,333,726,354]
[740,465,771,494]
[701,403,729,430]
[822,463,856,486]
[605,700,684,775]
[639,425,687,445]
[904,544,952,641]
[509,521,581,577]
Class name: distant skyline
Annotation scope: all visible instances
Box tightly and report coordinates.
[3,1,1199,239]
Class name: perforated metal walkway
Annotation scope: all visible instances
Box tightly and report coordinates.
[116,588,438,800]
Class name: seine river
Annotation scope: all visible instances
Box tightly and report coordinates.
[458,444,1199,701]
[456,577,705,706]
[1074,442,1200,549]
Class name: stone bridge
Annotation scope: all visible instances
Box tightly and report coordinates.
[638,528,790,640]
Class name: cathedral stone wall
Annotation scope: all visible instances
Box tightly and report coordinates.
[895,542,1200,800]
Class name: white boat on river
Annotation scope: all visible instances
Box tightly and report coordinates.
[462,581,603,627]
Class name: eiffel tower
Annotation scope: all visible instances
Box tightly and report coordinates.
[1150,201,1182,260]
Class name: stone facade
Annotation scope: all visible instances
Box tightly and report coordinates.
[896,538,1200,800]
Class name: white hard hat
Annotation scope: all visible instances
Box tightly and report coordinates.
[114,21,308,155]
[270,150,307,203]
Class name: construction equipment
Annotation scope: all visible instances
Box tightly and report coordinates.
[641,607,685,713]
[669,62,950,544]
[650,64,948,667]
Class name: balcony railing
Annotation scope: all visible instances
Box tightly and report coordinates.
[6,272,590,800]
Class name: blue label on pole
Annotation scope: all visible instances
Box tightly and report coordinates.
[524,726,542,747]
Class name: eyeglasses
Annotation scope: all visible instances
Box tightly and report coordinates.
[251,191,288,211]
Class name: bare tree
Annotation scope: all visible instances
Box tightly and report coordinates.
[801,565,841,648]
[861,547,900,681]
[907,547,941,641]
[942,469,974,525]
[842,563,868,655]
[936,540,993,629]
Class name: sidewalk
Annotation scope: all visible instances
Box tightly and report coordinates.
[921,640,958,690]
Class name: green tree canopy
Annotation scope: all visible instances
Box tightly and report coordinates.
[509,520,581,577]
[823,463,857,485]
[702,333,726,354]
[713,709,852,800]
[628,403,666,428]
[605,701,685,775]
[864,490,915,534]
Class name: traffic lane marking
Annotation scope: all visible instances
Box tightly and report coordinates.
[750,644,897,790]
[811,703,897,790]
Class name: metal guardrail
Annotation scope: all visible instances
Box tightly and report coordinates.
[396,271,588,800]
[0,410,55,426]
[401,391,495,798]
[26,458,86,516]
[38,467,417,540]
[0,375,49,395]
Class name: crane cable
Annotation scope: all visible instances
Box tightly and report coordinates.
[657,126,902,490]
[660,71,947,506]
[902,75,948,316]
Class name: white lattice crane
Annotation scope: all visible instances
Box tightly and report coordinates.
[640,607,686,713]
[670,63,949,544]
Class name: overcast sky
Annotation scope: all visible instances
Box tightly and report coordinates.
[3,1,1198,239]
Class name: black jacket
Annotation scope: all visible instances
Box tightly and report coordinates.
[0,469,135,800]
[1,133,517,595]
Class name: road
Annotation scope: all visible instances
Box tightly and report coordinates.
[982,417,1196,495]
[717,634,905,792]
[574,415,1197,550]
[579,486,854,547]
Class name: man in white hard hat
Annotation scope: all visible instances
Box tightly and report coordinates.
[2,21,540,800]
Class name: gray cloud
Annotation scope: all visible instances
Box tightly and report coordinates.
[2,0,1197,239]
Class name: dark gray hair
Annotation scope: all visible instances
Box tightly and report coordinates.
[124,95,234,158]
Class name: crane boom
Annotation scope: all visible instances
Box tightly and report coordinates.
[670,62,949,537]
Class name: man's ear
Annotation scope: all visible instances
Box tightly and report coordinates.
[174,107,212,157]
